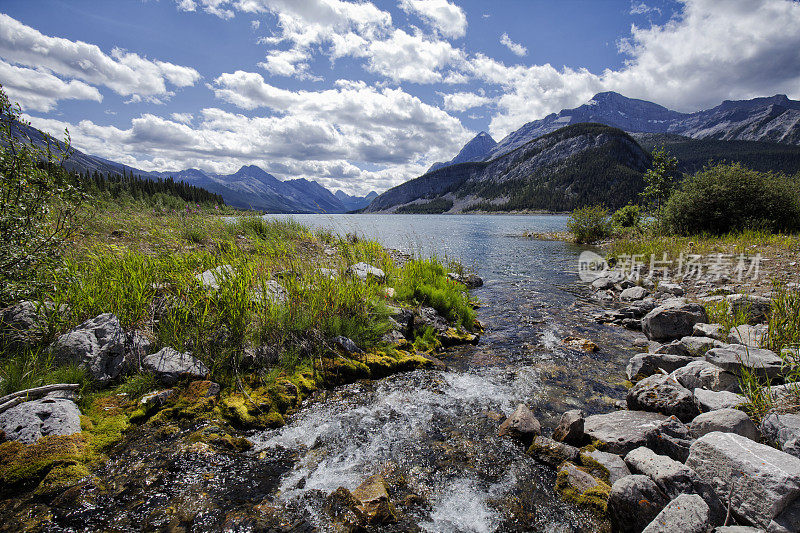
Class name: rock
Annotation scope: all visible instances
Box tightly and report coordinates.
[351,474,396,525]
[646,416,694,463]
[761,412,800,459]
[325,487,364,528]
[693,323,726,340]
[555,461,611,514]
[142,347,210,385]
[618,280,636,290]
[621,286,649,301]
[0,300,52,347]
[627,353,694,381]
[642,493,710,533]
[704,344,783,381]
[580,448,631,485]
[592,277,614,290]
[319,268,338,280]
[52,313,126,382]
[653,339,690,356]
[561,336,599,352]
[680,335,724,356]
[584,410,669,455]
[553,409,585,445]
[690,408,759,440]
[498,403,540,442]
[726,294,772,323]
[728,324,768,347]
[693,389,747,412]
[196,264,234,290]
[607,475,670,533]
[258,280,288,304]
[527,436,579,467]
[686,431,800,531]
[671,360,740,392]
[348,262,386,282]
[140,389,175,406]
[0,397,81,444]
[413,306,449,335]
[622,318,642,330]
[642,301,708,341]
[333,336,363,354]
[447,272,483,289]
[627,374,700,422]
[380,330,407,345]
[125,331,154,372]
[712,527,766,533]
[768,383,800,404]
[659,283,685,296]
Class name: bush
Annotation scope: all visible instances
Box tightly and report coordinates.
[661,163,800,235]
[611,204,642,229]
[567,205,612,244]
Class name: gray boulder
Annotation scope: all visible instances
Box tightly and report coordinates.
[728,324,768,347]
[705,344,783,381]
[761,412,800,459]
[498,403,540,442]
[627,374,700,422]
[643,301,708,341]
[552,409,585,445]
[348,262,386,282]
[671,360,739,392]
[642,493,710,533]
[0,300,52,347]
[254,280,288,305]
[592,277,614,290]
[690,408,759,440]
[142,347,210,385]
[52,313,126,382]
[580,448,631,485]
[680,335,724,356]
[646,415,695,463]
[0,397,81,444]
[621,286,649,301]
[659,283,685,296]
[693,323,726,340]
[627,353,693,381]
[693,389,747,412]
[608,475,670,533]
[584,410,669,455]
[447,272,483,289]
[333,336,364,354]
[712,527,766,533]
[527,436,579,467]
[196,264,234,290]
[687,431,800,531]
[727,294,771,323]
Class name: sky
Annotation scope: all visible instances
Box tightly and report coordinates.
[1,0,799,195]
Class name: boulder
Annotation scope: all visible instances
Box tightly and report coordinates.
[527,436,579,467]
[592,277,614,290]
[761,412,800,459]
[728,324,768,347]
[727,294,772,324]
[607,475,670,533]
[642,493,710,533]
[333,336,363,354]
[642,301,708,341]
[671,360,740,392]
[646,415,695,463]
[583,410,669,455]
[561,336,600,352]
[659,283,685,296]
[255,280,288,305]
[680,336,724,356]
[348,262,386,282]
[0,300,52,347]
[498,403,540,442]
[553,409,585,445]
[0,397,81,444]
[447,272,483,289]
[52,313,126,382]
[351,474,396,525]
[689,408,759,440]
[704,345,782,381]
[627,374,700,422]
[653,339,690,356]
[627,353,694,381]
[693,323,726,340]
[621,286,649,301]
[196,264,234,290]
[555,462,611,514]
[687,431,800,531]
[413,306,449,335]
[712,527,766,533]
[142,347,210,385]
[693,389,747,412]
[580,448,631,485]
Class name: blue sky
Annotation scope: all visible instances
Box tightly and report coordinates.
[1,0,799,194]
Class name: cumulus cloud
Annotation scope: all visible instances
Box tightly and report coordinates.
[0,60,102,111]
[0,13,200,103]
[398,0,467,39]
[500,33,527,57]
[170,112,194,124]
[439,91,493,112]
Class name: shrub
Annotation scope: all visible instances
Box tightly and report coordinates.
[567,205,612,244]
[662,163,800,235]
[611,203,642,229]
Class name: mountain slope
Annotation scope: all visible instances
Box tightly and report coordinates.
[335,190,378,211]
[366,124,650,213]
[428,131,497,172]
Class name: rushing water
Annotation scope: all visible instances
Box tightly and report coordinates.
[246,214,640,532]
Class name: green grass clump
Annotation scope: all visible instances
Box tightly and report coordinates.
[394,258,476,329]
[567,205,612,244]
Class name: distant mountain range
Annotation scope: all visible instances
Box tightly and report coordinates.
[9,119,376,214]
[366,92,800,213]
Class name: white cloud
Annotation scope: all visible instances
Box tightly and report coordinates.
[0,60,102,111]
[251,20,260,30]
[0,13,200,103]
[170,112,194,124]
[630,2,662,15]
[500,33,527,57]
[439,91,493,112]
[398,0,467,39]
[259,48,318,79]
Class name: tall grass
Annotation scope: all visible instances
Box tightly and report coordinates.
[394,258,476,328]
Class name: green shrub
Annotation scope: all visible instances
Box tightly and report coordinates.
[611,204,642,229]
[394,258,476,329]
[567,206,612,244]
[662,163,800,235]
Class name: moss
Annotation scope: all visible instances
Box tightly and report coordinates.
[186,427,253,452]
[0,434,93,493]
[555,463,611,515]
[578,452,612,485]
[34,462,92,496]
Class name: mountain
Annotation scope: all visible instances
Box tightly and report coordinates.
[427,131,497,172]
[487,92,800,159]
[366,124,650,214]
[335,190,378,211]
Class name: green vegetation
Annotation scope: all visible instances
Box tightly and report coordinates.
[396,198,454,214]
[639,147,680,215]
[610,203,642,230]
[77,170,224,207]
[567,205,612,244]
